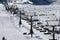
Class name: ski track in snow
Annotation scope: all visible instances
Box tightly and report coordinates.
[0,4,28,40]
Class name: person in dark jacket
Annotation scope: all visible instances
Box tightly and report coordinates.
[13,8,18,15]
[2,37,6,40]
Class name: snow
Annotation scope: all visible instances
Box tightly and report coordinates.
[0,0,60,40]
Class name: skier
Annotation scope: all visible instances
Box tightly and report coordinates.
[2,36,7,40]
[13,8,18,16]
[10,7,14,14]
[2,37,5,40]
